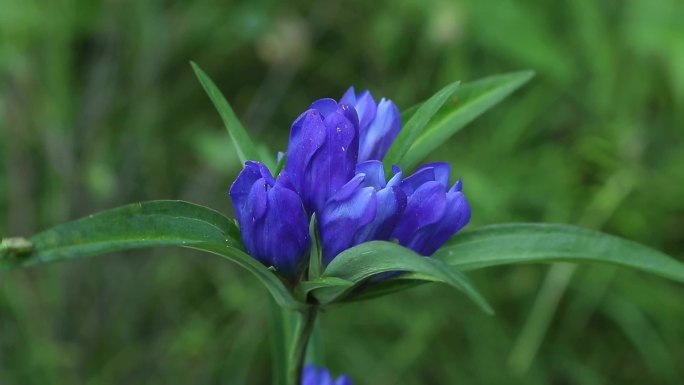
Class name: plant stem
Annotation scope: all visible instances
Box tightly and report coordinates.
[287,306,317,385]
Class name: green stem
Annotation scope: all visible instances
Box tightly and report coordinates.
[287,306,318,385]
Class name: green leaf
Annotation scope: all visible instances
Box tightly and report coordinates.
[383,80,461,171]
[307,214,323,281]
[191,61,270,169]
[347,222,684,302]
[399,70,534,171]
[0,200,304,310]
[273,151,286,176]
[309,241,493,314]
[297,276,353,297]
[434,223,684,283]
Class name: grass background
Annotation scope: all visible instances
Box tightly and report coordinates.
[1,0,683,383]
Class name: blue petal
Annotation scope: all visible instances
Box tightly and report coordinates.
[340,86,357,105]
[392,181,447,251]
[399,161,451,194]
[354,185,406,243]
[355,90,378,130]
[304,107,359,213]
[285,109,326,210]
[287,99,361,215]
[262,182,310,276]
[229,161,272,207]
[340,87,377,131]
[247,178,269,221]
[310,98,338,117]
[428,162,451,186]
[334,375,354,385]
[229,161,309,279]
[399,167,435,195]
[238,179,269,263]
[319,176,377,263]
[275,169,296,191]
[302,365,320,385]
[416,191,470,255]
[319,369,334,385]
[359,98,400,161]
[387,165,403,187]
[338,103,360,129]
[302,365,354,385]
[355,160,386,190]
[450,178,463,193]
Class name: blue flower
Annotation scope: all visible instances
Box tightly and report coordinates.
[340,87,400,162]
[392,162,471,255]
[319,160,406,264]
[302,364,353,385]
[229,161,310,278]
[285,98,359,215]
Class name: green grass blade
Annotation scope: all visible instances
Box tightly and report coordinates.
[0,200,304,310]
[399,70,534,171]
[310,241,493,314]
[433,223,684,283]
[191,61,265,167]
[383,80,460,171]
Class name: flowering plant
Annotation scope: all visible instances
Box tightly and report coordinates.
[2,63,684,384]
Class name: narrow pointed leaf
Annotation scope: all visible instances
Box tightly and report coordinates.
[383,80,460,170]
[191,61,268,168]
[0,200,304,310]
[307,214,323,281]
[309,241,493,314]
[434,223,684,283]
[297,277,353,298]
[399,70,534,171]
[348,222,684,301]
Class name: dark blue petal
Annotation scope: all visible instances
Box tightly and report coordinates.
[338,103,360,130]
[414,191,470,255]
[262,182,310,275]
[305,107,359,213]
[399,167,435,195]
[309,98,339,117]
[319,162,407,263]
[427,162,451,186]
[355,160,386,190]
[319,369,334,385]
[285,109,326,210]
[240,178,269,262]
[399,161,451,194]
[286,101,359,214]
[302,365,353,385]
[387,165,403,187]
[319,175,376,264]
[229,161,271,208]
[229,161,309,279]
[276,169,296,191]
[392,181,447,253]
[340,88,377,131]
[354,185,406,243]
[355,90,378,130]
[359,98,400,161]
[340,86,357,105]
[393,164,471,255]
[334,375,354,385]
[302,365,320,385]
[450,178,463,193]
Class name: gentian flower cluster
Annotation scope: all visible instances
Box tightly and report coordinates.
[229,87,470,279]
[302,365,352,385]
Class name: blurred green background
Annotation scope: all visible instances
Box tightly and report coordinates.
[1,0,683,384]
